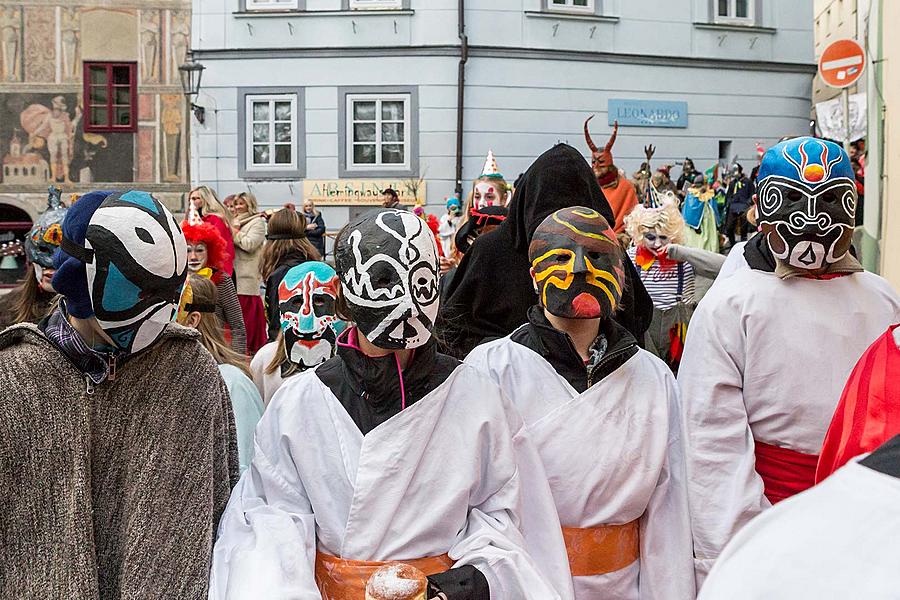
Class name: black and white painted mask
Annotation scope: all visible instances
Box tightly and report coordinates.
[334,209,440,349]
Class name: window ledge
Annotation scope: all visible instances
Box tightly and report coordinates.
[524,11,619,23]
[234,9,414,18]
[693,22,776,34]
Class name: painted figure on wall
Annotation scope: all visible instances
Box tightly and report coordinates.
[60,7,80,82]
[21,95,81,183]
[140,10,160,83]
[0,7,21,82]
[161,94,183,182]
[169,11,190,83]
[0,93,132,185]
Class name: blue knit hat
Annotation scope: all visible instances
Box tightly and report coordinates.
[52,190,114,318]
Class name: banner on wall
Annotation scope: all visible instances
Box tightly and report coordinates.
[815,93,867,143]
[303,179,426,206]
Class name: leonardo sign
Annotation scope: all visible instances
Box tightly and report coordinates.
[607,99,689,128]
[303,179,426,206]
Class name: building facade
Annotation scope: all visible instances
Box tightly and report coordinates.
[191,0,815,232]
[0,0,190,284]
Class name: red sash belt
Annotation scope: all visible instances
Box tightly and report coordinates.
[754,440,819,504]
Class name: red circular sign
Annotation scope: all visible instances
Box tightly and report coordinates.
[818,39,866,88]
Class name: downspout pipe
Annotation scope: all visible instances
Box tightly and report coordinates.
[454,0,468,198]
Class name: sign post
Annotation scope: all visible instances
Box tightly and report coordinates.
[817,38,866,152]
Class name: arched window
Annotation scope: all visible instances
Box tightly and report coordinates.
[0,204,34,287]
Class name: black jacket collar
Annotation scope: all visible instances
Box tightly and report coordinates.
[316,330,460,434]
[512,305,638,393]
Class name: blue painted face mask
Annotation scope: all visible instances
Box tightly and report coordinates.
[74,191,187,353]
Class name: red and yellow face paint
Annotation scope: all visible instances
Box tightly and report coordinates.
[529,207,624,320]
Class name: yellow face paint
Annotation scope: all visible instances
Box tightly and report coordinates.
[529,207,624,319]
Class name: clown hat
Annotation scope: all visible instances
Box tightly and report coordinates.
[480,150,504,179]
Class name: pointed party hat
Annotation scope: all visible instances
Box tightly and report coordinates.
[187,201,203,226]
[480,150,504,179]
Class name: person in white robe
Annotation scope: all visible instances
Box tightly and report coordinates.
[466,207,694,600]
[210,209,574,600]
[678,137,900,588]
[699,435,900,599]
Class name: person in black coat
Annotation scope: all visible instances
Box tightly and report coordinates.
[436,143,653,359]
[302,199,327,258]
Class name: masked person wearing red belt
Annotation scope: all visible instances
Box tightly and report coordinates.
[677,137,900,588]
[466,207,693,600]
[210,209,574,600]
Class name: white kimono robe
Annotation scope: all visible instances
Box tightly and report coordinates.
[466,337,694,600]
[678,268,900,585]
[209,364,575,600]
[699,460,900,599]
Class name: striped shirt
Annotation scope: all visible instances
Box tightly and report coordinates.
[627,246,695,311]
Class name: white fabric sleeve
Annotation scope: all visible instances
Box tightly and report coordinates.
[447,381,575,600]
[638,374,696,600]
[208,403,319,600]
[677,296,770,589]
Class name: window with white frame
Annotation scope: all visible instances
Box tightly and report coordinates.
[715,0,754,24]
[348,0,402,9]
[346,93,410,171]
[245,94,298,172]
[547,0,595,13]
[245,0,298,10]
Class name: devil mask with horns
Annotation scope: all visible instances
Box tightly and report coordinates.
[584,115,620,188]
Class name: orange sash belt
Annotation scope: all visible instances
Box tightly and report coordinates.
[562,521,640,577]
[314,551,453,600]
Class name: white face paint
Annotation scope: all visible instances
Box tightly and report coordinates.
[335,210,440,350]
[642,229,669,256]
[474,181,503,210]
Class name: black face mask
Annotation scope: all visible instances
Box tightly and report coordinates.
[334,210,440,349]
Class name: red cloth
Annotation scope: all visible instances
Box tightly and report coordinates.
[238,294,268,355]
[204,214,235,277]
[753,440,818,504]
[816,325,900,483]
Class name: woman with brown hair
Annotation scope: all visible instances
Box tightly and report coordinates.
[178,275,263,474]
[189,185,236,278]
[260,207,321,340]
[0,193,66,328]
[230,191,268,353]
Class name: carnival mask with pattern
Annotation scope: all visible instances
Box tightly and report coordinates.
[334,209,439,349]
[278,261,345,369]
[80,191,187,353]
[756,137,857,271]
[529,206,624,319]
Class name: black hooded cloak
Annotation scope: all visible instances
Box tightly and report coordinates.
[437,143,653,358]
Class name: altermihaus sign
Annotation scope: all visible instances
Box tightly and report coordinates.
[303,179,427,206]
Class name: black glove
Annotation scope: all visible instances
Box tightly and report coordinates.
[427,565,490,600]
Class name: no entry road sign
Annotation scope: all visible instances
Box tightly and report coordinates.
[818,39,866,88]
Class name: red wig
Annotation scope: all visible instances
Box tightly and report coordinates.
[181,220,227,272]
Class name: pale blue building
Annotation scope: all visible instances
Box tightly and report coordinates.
[190,0,814,228]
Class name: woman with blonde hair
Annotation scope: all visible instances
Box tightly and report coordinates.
[259,207,321,340]
[189,185,235,278]
[179,275,263,474]
[231,191,268,353]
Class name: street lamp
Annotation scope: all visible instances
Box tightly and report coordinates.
[178,60,206,124]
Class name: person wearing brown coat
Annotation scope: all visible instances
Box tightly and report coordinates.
[0,190,239,599]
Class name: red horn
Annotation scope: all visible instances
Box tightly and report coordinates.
[605,120,618,153]
[584,115,599,154]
